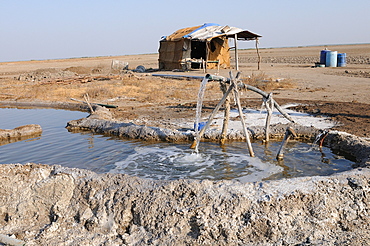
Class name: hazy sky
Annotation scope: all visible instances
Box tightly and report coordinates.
[1,0,369,62]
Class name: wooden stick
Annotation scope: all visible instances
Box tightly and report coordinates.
[207,74,294,124]
[239,83,295,123]
[230,71,255,157]
[220,82,231,145]
[256,38,261,70]
[70,98,86,104]
[234,34,239,70]
[263,92,274,142]
[70,98,117,108]
[84,93,94,113]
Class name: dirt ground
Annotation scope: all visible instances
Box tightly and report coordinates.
[0,44,369,138]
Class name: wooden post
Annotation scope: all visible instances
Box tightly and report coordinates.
[255,38,261,70]
[84,93,94,113]
[205,41,209,73]
[263,92,274,142]
[234,34,239,70]
[239,83,295,123]
[206,75,295,124]
[230,71,255,157]
[220,82,231,145]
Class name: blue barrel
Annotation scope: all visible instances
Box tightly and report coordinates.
[320,50,330,65]
[337,53,347,67]
[325,51,337,67]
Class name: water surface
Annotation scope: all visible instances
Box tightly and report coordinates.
[0,107,354,182]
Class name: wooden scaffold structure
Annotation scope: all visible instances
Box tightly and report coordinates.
[190,72,296,159]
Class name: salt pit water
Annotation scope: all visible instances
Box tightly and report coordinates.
[0,107,354,182]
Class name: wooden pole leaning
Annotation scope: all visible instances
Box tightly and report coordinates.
[229,71,255,157]
[220,82,231,145]
[263,92,274,142]
[239,83,295,124]
[84,93,94,113]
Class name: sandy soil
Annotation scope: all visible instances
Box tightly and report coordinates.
[0,44,369,138]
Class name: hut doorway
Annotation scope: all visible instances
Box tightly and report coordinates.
[190,41,206,69]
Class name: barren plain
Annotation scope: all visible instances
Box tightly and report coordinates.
[1,44,369,139]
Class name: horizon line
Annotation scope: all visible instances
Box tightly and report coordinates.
[1,43,369,63]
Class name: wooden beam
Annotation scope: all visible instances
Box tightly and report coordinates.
[263,93,274,142]
[220,82,231,145]
[256,38,261,70]
[230,71,254,157]
[234,34,239,70]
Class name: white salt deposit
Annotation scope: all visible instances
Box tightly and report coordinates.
[185,104,335,132]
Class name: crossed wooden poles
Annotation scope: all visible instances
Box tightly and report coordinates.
[190,72,296,159]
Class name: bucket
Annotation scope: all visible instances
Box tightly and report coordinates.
[320,49,330,65]
[325,51,337,67]
[337,53,347,67]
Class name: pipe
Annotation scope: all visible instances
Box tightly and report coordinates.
[152,74,205,80]
[276,126,297,160]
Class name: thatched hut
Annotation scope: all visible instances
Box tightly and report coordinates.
[158,23,261,70]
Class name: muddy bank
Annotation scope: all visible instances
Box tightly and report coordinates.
[324,131,370,167]
[66,105,321,141]
[0,100,89,112]
[0,163,369,245]
[66,107,370,164]
[0,124,42,146]
[65,111,320,141]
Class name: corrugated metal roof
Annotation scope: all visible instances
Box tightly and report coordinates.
[162,23,261,42]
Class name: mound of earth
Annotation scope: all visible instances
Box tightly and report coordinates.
[0,163,369,245]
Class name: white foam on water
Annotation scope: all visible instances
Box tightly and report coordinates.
[110,144,283,182]
[285,145,315,154]
[234,157,284,183]
[175,152,207,164]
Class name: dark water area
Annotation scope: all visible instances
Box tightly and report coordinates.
[0,107,354,182]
